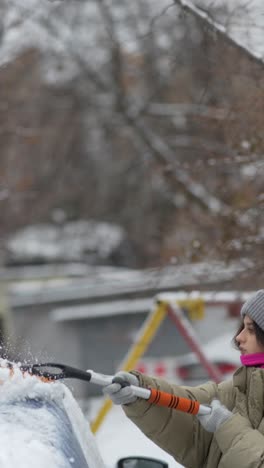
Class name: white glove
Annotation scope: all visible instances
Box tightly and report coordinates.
[197,399,232,433]
[102,371,139,405]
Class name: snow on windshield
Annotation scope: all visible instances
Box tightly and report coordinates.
[0,362,105,468]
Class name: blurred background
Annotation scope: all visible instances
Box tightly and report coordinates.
[0,0,263,399]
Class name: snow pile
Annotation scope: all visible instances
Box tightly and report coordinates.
[6,220,125,264]
[0,364,64,403]
[93,401,181,468]
[0,362,105,468]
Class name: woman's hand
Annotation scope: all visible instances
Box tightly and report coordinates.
[102,371,139,405]
[197,399,232,432]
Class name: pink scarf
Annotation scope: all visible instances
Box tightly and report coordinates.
[240,353,264,368]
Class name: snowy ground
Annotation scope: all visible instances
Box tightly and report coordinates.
[93,402,182,468]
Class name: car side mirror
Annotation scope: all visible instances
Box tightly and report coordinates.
[117,456,168,468]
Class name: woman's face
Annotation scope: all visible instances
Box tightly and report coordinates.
[236,315,264,355]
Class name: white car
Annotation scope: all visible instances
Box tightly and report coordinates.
[0,364,180,468]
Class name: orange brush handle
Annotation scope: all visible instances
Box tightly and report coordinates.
[148,388,200,415]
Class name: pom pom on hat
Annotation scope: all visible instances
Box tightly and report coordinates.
[240,290,264,331]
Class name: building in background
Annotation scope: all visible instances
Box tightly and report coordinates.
[2,261,247,398]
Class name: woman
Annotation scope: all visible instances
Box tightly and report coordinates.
[103,290,264,468]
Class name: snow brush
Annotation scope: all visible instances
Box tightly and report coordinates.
[19,362,211,416]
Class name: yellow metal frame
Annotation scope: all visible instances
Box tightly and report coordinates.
[91,297,204,433]
[177,298,204,320]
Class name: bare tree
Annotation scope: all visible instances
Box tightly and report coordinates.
[0,0,263,279]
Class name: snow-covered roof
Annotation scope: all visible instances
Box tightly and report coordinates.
[51,290,254,322]
[7,260,249,308]
[51,297,154,322]
[51,289,254,322]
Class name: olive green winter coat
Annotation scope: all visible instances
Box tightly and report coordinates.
[123,366,264,467]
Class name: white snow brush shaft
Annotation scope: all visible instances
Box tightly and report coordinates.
[87,370,211,416]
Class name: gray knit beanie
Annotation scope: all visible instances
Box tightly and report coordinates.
[240,290,264,331]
